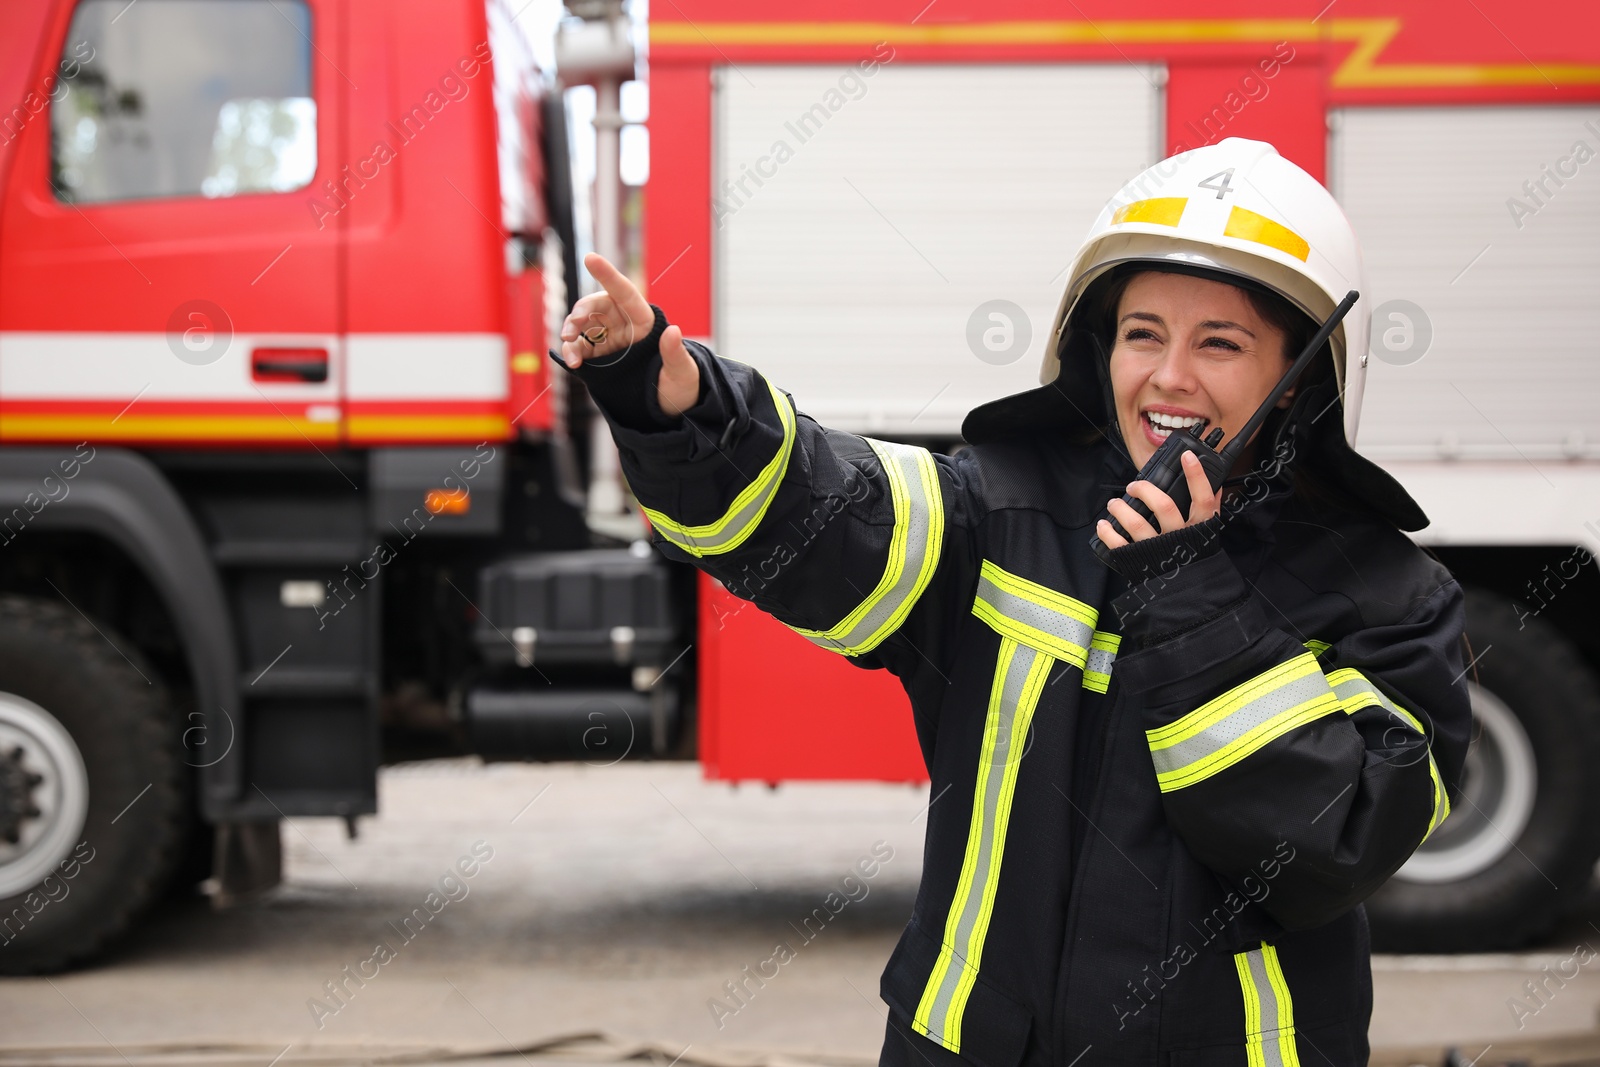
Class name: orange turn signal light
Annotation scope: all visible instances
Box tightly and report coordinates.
[425,488,470,515]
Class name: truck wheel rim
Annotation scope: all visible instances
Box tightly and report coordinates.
[1394,681,1537,885]
[0,693,90,899]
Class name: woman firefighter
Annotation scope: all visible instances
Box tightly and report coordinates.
[553,138,1470,1067]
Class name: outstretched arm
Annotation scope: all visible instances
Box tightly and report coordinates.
[553,255,981,694]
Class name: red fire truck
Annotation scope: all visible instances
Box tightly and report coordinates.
[1,0,1598,973]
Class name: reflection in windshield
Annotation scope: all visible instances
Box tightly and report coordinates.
[202,97,317,197]
[51,0,316,204]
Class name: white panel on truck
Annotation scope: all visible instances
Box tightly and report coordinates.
[1331,106,1600,462]
[714,63,1163,436]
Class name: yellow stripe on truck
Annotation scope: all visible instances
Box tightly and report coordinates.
[0,414,340,443]
[346,414,511,439]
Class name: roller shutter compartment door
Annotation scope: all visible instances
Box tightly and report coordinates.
[714,64,1163,437]
[1331,106,1600,462]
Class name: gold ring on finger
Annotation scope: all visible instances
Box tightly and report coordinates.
[582,325,609,347]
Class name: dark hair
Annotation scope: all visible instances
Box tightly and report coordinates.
[1091,266,1315,364]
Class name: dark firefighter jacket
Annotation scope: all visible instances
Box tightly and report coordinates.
[555,309,1471,1067]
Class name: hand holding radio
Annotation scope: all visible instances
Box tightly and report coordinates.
[1097,450,1222,548]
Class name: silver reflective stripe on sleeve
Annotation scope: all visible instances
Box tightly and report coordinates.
[1326,667,1452,840]
[1235,944,1301,1067]
[1145,653,1342,793]
[790,438,944,657]
[641,379,796,557]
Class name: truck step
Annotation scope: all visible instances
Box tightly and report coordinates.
[212,540,366,567]
[240,666,370,698]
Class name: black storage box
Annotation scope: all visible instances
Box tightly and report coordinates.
[473,549,678,667]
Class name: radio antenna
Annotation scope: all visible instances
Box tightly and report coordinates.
[1215,289,1359,468]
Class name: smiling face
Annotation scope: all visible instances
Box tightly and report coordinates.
[1107,270,1296,471]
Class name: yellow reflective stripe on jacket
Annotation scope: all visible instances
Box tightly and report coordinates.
[1146,652,1342,793]
[1303,639,1331,657]
[1326,667,1452,840]
[640,379,795,557]
[1083,631,1121,694]
[1235,944,1301,1067]
[913,635,1051,1052]
[970,560,1099,669]
[790,439,944,657]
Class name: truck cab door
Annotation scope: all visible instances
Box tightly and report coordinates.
[0,0,345,447]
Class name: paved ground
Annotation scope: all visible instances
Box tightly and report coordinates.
[3,759,1600,1066]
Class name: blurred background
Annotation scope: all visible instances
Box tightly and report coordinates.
[1,0,1599,1064]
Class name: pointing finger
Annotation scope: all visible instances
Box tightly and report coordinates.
[584,253,652,327]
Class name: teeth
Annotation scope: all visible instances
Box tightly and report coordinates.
[1146,411,1205,431]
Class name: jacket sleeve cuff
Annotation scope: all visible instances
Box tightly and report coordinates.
[1107,519,1251,648]
[603,339,745,469]
[1103,517,1225,580]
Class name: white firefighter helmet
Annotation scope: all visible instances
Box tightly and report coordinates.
[961,137,1428,530]
[1056,137,1369,441]
[1047,137,1369,443]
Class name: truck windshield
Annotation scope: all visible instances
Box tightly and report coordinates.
[50,0,317,204]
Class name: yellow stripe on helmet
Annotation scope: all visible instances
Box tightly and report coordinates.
[1112,197,1188,227]
[1224,205,1311,262]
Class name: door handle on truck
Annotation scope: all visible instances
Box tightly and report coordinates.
[251,346,329,383]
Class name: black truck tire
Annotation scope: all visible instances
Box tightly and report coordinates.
[0,595,186,974]
[1365,588,1600,953]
